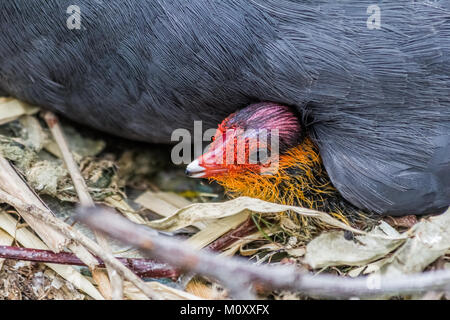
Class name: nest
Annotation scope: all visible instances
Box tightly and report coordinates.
[0,97,448,300]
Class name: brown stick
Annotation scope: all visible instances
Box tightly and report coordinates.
[0,245,179,279]
[0,218,256,280]
[43,111,121,299]
[207,218,258,252]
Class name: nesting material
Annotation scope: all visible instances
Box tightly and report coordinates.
[0,98,39,125]
[0,97,448,300]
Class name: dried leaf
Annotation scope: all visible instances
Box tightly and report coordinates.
[382,207,450,275]
[186,212,249,249]
[146,196,364,234]
[104,196,147,225]
[44,125,105,158]
[286,247,306,257]
[305,221,405,268]
[136,191,206,230]
[19,115,48,151]
[26,160,68,195]
[0,98,39,125]
[240,242,282,257]
[123,281,202,300]
[137,192,251,249]
[348,266,365,278]
[221,231,273,257]
[135,191,183,217]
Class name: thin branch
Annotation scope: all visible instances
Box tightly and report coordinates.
[0,157,68,252]
[43,111,122,299]
[76,205,450,299]
[207,217,257,251]
[0,245,179,279]
[0,219,257,280]
[42,112,94,206]
[0,188,163,300]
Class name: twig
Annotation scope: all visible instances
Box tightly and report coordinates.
[0,219,257,279]
[76,205,450,299]
[0,188,163,300]
[0,245,179,279]
[0,218,257,279]
[0,157,68,252]
[43,111,122,299]
[207,218,258,251]
[0,229,13,271]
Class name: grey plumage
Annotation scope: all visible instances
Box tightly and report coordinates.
[0,0,449,215]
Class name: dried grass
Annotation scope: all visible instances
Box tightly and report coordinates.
[0,97,448,300]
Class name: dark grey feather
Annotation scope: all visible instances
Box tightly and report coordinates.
[0,0,448,215]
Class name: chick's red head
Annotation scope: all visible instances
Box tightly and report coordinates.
[186,102,303,178]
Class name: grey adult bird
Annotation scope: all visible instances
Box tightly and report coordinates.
[0,0,449,216]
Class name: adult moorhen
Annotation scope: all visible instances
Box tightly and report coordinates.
[0,0,449,216]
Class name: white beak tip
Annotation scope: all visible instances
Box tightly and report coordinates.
[185,159,206,178]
